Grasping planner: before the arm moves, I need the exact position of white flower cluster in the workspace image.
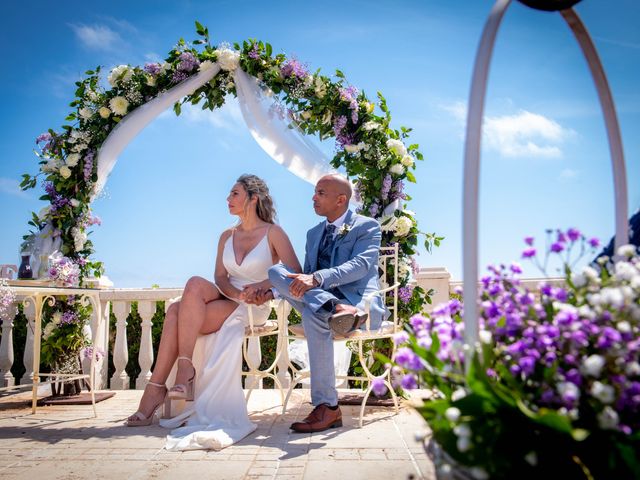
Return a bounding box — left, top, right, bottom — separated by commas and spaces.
109, 96, 129, 116
0, 279, 17, 322
380, 213, 414, 238
71, 227, 87, 252
108, 65, 133, 87
216, 47, 240, 71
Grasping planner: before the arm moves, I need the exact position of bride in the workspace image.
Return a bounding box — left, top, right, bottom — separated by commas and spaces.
125, 174, 301, 450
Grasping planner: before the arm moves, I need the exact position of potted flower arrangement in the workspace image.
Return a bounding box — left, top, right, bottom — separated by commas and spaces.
383, 229, 640, 479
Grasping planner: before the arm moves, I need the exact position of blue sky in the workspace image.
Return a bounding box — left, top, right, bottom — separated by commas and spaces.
1, 0, 639, 287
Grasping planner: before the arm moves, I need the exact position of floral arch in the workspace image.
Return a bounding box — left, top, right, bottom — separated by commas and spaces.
21, 22, 440, 317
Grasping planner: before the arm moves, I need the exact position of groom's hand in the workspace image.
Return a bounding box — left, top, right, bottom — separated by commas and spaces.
286, 273, 318, 298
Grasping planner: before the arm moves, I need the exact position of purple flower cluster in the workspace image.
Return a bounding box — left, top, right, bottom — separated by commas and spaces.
59, 311, 79, 325
248, 44, 260, 60
81, 346, 105, 361
381, 174, 392, 200
339, 85, 359, 124
177, 51, 200, 72
0, 280, 17, 322
48, 256, 80, 287
44, 181, 70, 214
368, 201, 380, 218
332, 115, 354, 147
83, 150, 95, 182
144, 62, 162, 75
171, 70, 189, 84
397, 285, 414, 304
390, 180, 406, 201
36, 132, 55, 154
280, 58, 309, 79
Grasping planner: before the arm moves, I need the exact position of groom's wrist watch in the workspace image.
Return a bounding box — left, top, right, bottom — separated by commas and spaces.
312, 272, 322, 287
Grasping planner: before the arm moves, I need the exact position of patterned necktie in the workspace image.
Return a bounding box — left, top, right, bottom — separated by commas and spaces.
321, 224, 336, 251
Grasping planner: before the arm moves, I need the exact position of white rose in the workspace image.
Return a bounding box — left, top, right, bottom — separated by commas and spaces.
390, 163, 405, 175
581, 354, 605, 377
216, 48, 240, 71
300, 110, 312, 120
344, 144, 363, 154
386, 138, 407, 157
362, 121, 379, 131
59, 166, 72, 179
145, 74, 156, 87
597, 406, 619, 430
85, 89, 99, 102
394, 216, 413, 237
109, 96, 129, 116
43, 323, 55, 340
314, 77, 327, 98
99, 107, 111, 119
590, 381, 615, 404
71, 227, 87, 252
66, 154, 80, 167
79, 107, 93, 120
52, 312, 62, 325
401, 155, 414, 167
70, 199, 80, 208
199, 60, 215, 72
108, 65, 133, 87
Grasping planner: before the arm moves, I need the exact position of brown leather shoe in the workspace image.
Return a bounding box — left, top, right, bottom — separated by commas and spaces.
290, 404, 342, 433
328, 305, 368, 335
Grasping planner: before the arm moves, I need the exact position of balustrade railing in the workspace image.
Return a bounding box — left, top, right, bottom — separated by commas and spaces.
0, 270, 560, 390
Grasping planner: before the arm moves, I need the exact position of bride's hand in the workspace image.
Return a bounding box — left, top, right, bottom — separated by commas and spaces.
241, 285, 260, 303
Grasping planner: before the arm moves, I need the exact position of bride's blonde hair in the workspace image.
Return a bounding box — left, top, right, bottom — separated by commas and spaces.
237, 174, 276, 224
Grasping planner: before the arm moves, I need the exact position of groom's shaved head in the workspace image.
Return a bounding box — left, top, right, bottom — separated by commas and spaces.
313, 174, 352, 221
319, 174, 352, 201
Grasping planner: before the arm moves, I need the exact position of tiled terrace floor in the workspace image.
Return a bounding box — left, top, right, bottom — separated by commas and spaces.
0, 389, 435, 480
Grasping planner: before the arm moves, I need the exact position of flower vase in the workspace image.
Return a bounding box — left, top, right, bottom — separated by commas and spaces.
51, 351, 83, 396
18, 255, 33, 279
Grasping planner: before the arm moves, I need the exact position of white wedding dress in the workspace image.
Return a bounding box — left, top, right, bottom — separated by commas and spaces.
160, 230, 274, 451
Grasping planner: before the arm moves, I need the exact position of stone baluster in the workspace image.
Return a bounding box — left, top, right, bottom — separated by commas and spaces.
245, 337, 262, 389
20, 301, 35, 385
136, 301, 155, 390
110, 301, 130, 390
88, 299, 111, 390
0, 304, 17, 387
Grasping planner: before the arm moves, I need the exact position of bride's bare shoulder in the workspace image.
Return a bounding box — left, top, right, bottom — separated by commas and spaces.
218, 227, 235, 243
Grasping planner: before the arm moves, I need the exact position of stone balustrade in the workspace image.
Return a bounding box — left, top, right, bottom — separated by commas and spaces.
0, 270, 561, 390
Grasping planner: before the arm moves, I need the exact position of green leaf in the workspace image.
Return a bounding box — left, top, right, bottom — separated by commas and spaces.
266, 43, 272, 57
195, 20, 205, 35
173, 102, 182, 116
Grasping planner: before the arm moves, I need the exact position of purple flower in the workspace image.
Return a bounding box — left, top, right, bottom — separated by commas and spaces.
524, 236, 534, 246
368, 202, 380, 218
397, 285, 414, 304
248, 44, 260, 60
401, 373, 418, 390
144, 62, 162, 75
280, 58, 309, 79
177, 51, 199, 72
519, 356, 536, 376
409, 314, 429, 333
588, 237, 601, 248
567, 228, 581, 242
510, 263, 523, 274
381, 174, 392, 200
171, 70, 188, 84
390, 181, 406, 201
36, 132, 52, 144
83, 151, 95, 182
394, 347, 424, 371
522, 247, 536, 258
393, 331, 410, 345
371, 377, 388, 397
550, 242, 565, 253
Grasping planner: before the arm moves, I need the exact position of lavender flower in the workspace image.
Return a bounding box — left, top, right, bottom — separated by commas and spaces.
371, 377, 388, 397
144, 62, 162, 75
381, 174, 392, 200
397, 285, 414, 304
177, 51, 200, 72
171, 70, 189, 84
248, 44, 260, 60
280, 58, 309, 79
368, 202, 380, 218
83, 150, 95, 182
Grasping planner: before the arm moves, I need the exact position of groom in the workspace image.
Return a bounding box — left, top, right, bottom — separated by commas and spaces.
268, 173, 386, 433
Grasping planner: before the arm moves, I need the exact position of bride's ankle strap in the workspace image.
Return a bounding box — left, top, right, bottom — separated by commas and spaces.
147, 380, 165, 388
177, 356, 192, 363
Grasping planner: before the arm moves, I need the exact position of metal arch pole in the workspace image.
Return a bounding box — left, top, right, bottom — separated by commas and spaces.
462, 0, 512, 370
561, 8, 629, 250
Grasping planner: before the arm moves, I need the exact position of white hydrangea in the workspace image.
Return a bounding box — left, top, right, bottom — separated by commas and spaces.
597, 406, 620, 430
79, 107, 93, 120
43, 322, 56, 340
581, 354, 605, 377
401, 154, 414, 167
394, 216, 413, 237
99, 107, 111, 119
314, 76, 327, 98
199, 60, 215, 72
52, 311, 62, 325
109, 96, 129, 116
216, 47, 240, 71
71, 227, 87, 252
362, 121, 380, 131
386, 138, 407, 157
108, 65, 133, 87
590, 381, 615, 404
59, 166, 72, 179
617, 244, 637, 258
66, 154, 80, 167
390, 163, 405, 175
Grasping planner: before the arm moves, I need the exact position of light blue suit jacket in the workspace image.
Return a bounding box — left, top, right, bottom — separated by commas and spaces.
304, 210, 387, 327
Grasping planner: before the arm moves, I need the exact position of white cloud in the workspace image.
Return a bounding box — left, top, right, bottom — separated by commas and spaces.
70, 23, 122, 51
440, 101, 574, 159
0, 177, 30, 199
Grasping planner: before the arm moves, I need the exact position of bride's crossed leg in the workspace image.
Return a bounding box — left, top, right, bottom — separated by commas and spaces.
127, 276, 238, 423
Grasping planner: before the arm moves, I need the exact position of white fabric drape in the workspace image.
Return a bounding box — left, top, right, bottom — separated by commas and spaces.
233, 69, 336, 186
93, 65, 221, 198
